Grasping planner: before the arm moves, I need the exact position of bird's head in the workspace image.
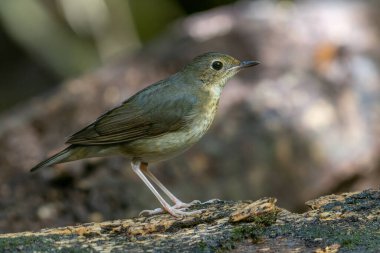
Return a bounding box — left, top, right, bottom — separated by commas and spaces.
181, 52, 260, 87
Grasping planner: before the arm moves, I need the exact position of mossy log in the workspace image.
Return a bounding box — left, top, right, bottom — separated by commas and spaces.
0, 189, 379, 252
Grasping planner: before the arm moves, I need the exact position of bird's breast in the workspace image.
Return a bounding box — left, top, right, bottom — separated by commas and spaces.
121, 89, 221, 163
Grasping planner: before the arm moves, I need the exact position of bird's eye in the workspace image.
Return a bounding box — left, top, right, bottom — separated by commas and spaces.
211, 61, 223, 71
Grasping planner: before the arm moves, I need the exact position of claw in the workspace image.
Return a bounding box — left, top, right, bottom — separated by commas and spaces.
139, 202, 205, 217
139, 208, 164, 217
189, 199, 202, 205
202, 198, 221, 204
164, 207, 203, 217
172, 199, 201, 209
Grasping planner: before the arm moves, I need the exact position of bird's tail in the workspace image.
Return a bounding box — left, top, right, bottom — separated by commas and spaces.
30, 146, 74, 172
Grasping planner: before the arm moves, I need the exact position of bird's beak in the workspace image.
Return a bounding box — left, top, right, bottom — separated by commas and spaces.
239, 60, 260, 69
228, 60, 260, 71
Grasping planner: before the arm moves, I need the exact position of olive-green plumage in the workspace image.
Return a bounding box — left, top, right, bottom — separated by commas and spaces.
31, 52, 259, 171
31, 52, 259, 217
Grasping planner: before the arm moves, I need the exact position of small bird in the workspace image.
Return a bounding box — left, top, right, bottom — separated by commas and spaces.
31, 52, 260, 217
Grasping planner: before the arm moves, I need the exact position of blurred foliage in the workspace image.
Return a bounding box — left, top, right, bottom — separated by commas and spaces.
0, 22, 59, 112
0, 0, 239, 111
177, 0, 237, 14
128, 0, 184, 42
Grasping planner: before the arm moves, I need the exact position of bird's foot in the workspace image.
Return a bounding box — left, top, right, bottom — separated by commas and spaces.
202, 198, 221, 204
172, 199, 201, 209
139, 208, 164, 216
139, 200, 203, 217
165, 206, 203, 217
139, 207, 203, 217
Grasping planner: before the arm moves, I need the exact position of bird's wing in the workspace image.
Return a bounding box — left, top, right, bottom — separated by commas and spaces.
66, 85, 198, 145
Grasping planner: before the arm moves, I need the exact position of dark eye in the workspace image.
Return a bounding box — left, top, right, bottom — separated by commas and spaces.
211, 61, 223, 70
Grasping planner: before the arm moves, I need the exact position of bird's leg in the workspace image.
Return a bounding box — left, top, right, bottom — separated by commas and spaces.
140, 163, 200, 209
131, 160, 201, 217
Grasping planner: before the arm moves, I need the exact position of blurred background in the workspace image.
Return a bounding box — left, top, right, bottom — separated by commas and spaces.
0, 0, 379, 233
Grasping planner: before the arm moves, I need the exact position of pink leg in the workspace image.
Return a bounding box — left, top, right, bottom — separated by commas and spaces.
131, 160, 201, 217
140, 164, 200, 209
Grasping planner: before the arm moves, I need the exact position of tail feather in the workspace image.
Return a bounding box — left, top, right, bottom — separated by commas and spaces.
30, 147, 73, 172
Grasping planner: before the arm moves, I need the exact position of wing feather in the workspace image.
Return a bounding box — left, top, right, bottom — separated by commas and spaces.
66, 84, 198, 145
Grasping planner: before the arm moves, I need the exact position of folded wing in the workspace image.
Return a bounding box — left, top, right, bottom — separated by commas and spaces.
66, 89, 197, 145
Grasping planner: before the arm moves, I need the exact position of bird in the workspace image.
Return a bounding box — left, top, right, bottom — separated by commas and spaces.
31, 52, 260, 217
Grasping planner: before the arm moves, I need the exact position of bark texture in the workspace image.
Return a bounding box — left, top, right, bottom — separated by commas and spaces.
0, 189, 378, 252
